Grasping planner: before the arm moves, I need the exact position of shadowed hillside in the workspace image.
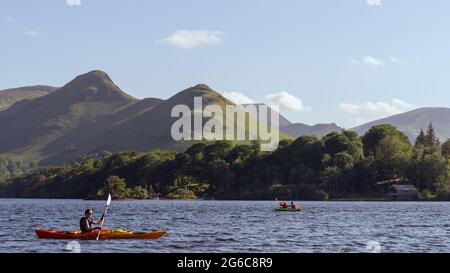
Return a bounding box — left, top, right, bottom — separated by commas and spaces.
44, 84, 289, 163
0, 85, 57, 111
0, 70, 138, 157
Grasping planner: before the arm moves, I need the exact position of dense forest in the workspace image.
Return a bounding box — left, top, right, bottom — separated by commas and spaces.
2, 123, 450, 201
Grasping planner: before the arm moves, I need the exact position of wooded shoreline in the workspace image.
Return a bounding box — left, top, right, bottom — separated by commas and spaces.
2, 123, 450, 202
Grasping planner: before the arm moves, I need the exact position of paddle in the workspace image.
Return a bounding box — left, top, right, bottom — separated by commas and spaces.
96, 194, 112, 241
275, 198, 282, 207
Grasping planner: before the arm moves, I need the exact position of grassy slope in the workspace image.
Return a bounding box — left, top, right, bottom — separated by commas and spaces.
46, 84, 292, 163
1, 76, 292, 169
0, 71, 137, 161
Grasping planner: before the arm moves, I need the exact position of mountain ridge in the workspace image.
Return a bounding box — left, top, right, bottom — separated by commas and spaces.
0, 70, 137, 156
351, 107, 450, 141
0, 85, 58, 111
3, 70, 450, 168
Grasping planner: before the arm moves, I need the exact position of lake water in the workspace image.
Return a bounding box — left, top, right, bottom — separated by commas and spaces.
0, 199, 449, 253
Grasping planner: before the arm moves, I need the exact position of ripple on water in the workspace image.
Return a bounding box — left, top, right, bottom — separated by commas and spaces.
1, 199, 450, 252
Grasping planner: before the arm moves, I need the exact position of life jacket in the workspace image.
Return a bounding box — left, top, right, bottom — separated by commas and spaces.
282, 203, 289, 208
291, 203, 297, 209
80, 217, 94, 233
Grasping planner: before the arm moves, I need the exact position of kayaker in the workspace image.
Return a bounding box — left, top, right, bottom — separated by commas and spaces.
80, 209, 104, 233
277, 200, 289, 209
290, 201, 297, 209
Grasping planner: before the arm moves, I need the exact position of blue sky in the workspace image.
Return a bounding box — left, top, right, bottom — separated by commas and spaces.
2, 0, 450, 128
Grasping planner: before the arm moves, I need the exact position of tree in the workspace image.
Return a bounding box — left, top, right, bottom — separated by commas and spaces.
166, 188, 197, 199
323, 132, 348, 156
362, 124, 410, 157
352, 157, 378, 194
375, 135, 413, 181
408, 139, 444, 192
334, 152, 355, 170
9, 129, 450, 200
320, 166, 340, 196
103, 175, 127, 199
288, 135, 325, 171
127, 186, 149, 199
414, 124, 441, 161
323, 131, 363, 162
435, 159, 450, 200
406, 124, 444, 192
415, 129, 426, 148
442, 139, 450, 159
425, 122, 440, 147
343, 131, 364, 161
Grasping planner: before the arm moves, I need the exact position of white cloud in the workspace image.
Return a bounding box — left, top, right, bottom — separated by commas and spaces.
66, 0, 81, 6
161, 30, 225, 49
362, 56, 384, 66
367, 0, 382, 6
392, 98, 414, 109
352, 56, 416, 65
339, 103, 361, 114
340, 99, 415, 122
266, 91, 310, 112
24, 30, 43, 37
222, 92, 255, 104
351, 56, 384, 66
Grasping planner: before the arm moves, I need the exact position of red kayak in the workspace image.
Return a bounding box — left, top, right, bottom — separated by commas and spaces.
35, 229, 167, 240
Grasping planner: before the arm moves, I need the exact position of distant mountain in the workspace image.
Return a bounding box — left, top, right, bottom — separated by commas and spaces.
0, 71, 291, 165
281, 122, 343, 138
8, 70, 449, 169
41, 96, 163, 163
241, 103, 292, 127
0, 85, 57, 111
351, 107, 450, 142
0, 70, 347, 166
65, 84, 232, 155
44, 84, 286, 163
0, 70, 138, 157
243, 103, 343, 138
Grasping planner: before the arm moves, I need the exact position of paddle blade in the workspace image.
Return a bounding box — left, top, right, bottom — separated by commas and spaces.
106, 194, 112, 206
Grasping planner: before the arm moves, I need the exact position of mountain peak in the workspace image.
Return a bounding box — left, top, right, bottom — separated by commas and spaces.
171, 84, 217, 100
71, 70, 113, 85
192, 83, 212, 91
63, 70, 115, 92
55, 70, 137, 103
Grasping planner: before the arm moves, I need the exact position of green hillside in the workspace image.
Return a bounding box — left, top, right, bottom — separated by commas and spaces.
0, 72, 290, 176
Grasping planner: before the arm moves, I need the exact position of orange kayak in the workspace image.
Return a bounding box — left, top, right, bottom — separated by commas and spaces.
35, 229, 167, 240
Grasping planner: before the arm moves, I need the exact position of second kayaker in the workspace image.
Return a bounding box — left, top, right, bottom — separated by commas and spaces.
290, 201, 298, 209
80, 209, 104, 233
